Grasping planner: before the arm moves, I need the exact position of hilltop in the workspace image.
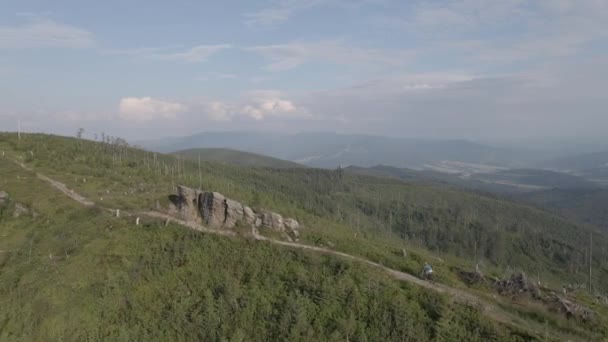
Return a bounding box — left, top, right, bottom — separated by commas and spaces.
1, 132, 608, 341
137, 131, 537, 169
173, 147, 305, 169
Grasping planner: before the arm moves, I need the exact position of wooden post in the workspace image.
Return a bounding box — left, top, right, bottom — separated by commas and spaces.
198, 154, 202, 189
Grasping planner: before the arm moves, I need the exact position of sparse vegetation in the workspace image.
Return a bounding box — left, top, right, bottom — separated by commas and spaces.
174, 147, 306, 169
1, 132, 608, 341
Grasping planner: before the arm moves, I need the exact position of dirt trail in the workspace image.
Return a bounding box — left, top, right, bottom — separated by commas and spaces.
8, 157, 94, 206
4, 156, 558, 338
35, 173, 95, 207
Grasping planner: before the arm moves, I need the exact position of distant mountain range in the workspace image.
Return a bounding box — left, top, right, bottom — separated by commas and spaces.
137, 131, 540, 169
540, 150, 608, 171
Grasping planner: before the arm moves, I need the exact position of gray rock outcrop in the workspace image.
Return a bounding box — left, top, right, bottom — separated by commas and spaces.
0, 191, 8, 206
176, 185, 202, 224
13, 203, 29, 218
169, 185, 300, 238
548, 295, 594, 321
494, 272, 540, 298
243, 206, 256, 225
200, 191, 227, 226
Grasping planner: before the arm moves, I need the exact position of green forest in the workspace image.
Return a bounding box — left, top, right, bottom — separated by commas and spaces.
1, 133, 607, 341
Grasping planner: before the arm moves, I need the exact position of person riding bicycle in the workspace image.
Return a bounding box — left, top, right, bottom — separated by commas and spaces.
423, 262, 433, 280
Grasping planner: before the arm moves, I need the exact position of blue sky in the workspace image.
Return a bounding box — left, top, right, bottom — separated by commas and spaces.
1, 0, 607, 141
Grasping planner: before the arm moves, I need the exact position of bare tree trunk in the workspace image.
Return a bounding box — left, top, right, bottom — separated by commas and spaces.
589, 232, 593, 292
198, 155, 202, 189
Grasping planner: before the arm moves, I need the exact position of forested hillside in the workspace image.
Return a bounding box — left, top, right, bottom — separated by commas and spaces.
138, 131, 536, 168
2, 156, 517, 340
173, 147, 305, 169
516, 188, 608, 233
1, 133, 608, 341
3, 133, 607, 290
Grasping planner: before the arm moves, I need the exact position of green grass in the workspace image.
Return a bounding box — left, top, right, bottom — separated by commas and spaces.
2, 132, 608, 340
4, 133, 608, 290
0, 155, 531, 341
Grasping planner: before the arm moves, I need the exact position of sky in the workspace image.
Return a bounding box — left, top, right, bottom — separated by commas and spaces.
1, 0, 607, 142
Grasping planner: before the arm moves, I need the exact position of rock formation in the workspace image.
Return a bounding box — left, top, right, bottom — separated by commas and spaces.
169, 185, 300, 239
13, 203, 29, 218
547, 294, 595, 321
0, 191, 8, 206
494, 272, 540, 299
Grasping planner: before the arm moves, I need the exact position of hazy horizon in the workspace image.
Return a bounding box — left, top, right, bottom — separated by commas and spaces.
2, 1, 607, 143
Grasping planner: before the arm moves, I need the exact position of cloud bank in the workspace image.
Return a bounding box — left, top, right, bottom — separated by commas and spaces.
0, 18, 94, 49
118, 97, 187, 121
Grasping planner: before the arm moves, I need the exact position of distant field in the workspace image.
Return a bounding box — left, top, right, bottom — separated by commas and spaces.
541, 150, 608, 171
470, 168, 600, 190
173, 148, 305, 169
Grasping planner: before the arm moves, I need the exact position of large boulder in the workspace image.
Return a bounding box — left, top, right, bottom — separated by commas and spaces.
223, 199, 244, 228
200, 191, 226, 227
13, 203, 29, 218
284, 218, 299, 231
243, 206, 256, 225
169, 186, 302, 238
283, 217, 300, 241
260, 212, 284, 231
176, 185, 202, 223
0, 191, 8, 206
547, 295, 595, 321
494, 272, 540, 299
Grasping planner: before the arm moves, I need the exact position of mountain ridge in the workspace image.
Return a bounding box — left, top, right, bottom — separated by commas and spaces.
173, 147, 305, 169
137, 131, 539, 169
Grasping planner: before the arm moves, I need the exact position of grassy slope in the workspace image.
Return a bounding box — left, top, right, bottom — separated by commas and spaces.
173, 148, 305, 169
1, 133, 608, 340
4, 134, 608, 287
0, 137, 535, 341
4, 159, 502, 341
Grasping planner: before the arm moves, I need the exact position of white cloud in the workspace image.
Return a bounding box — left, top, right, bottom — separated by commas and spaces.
241, 95, 297, 120
0, 18, 94, 49
109, 44, 231, 63
201, 90, 305, 121
405, 0, 529, 35
118, 97, 186, 121
377, 0, 608, 66
152, 44, 231, 63
195, 73, 237, 81
295, 58, 608, 140
245, 0, 388, 27
247, 41, 412, 71
245, 0, 333, 27
206, 101, 233, 121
